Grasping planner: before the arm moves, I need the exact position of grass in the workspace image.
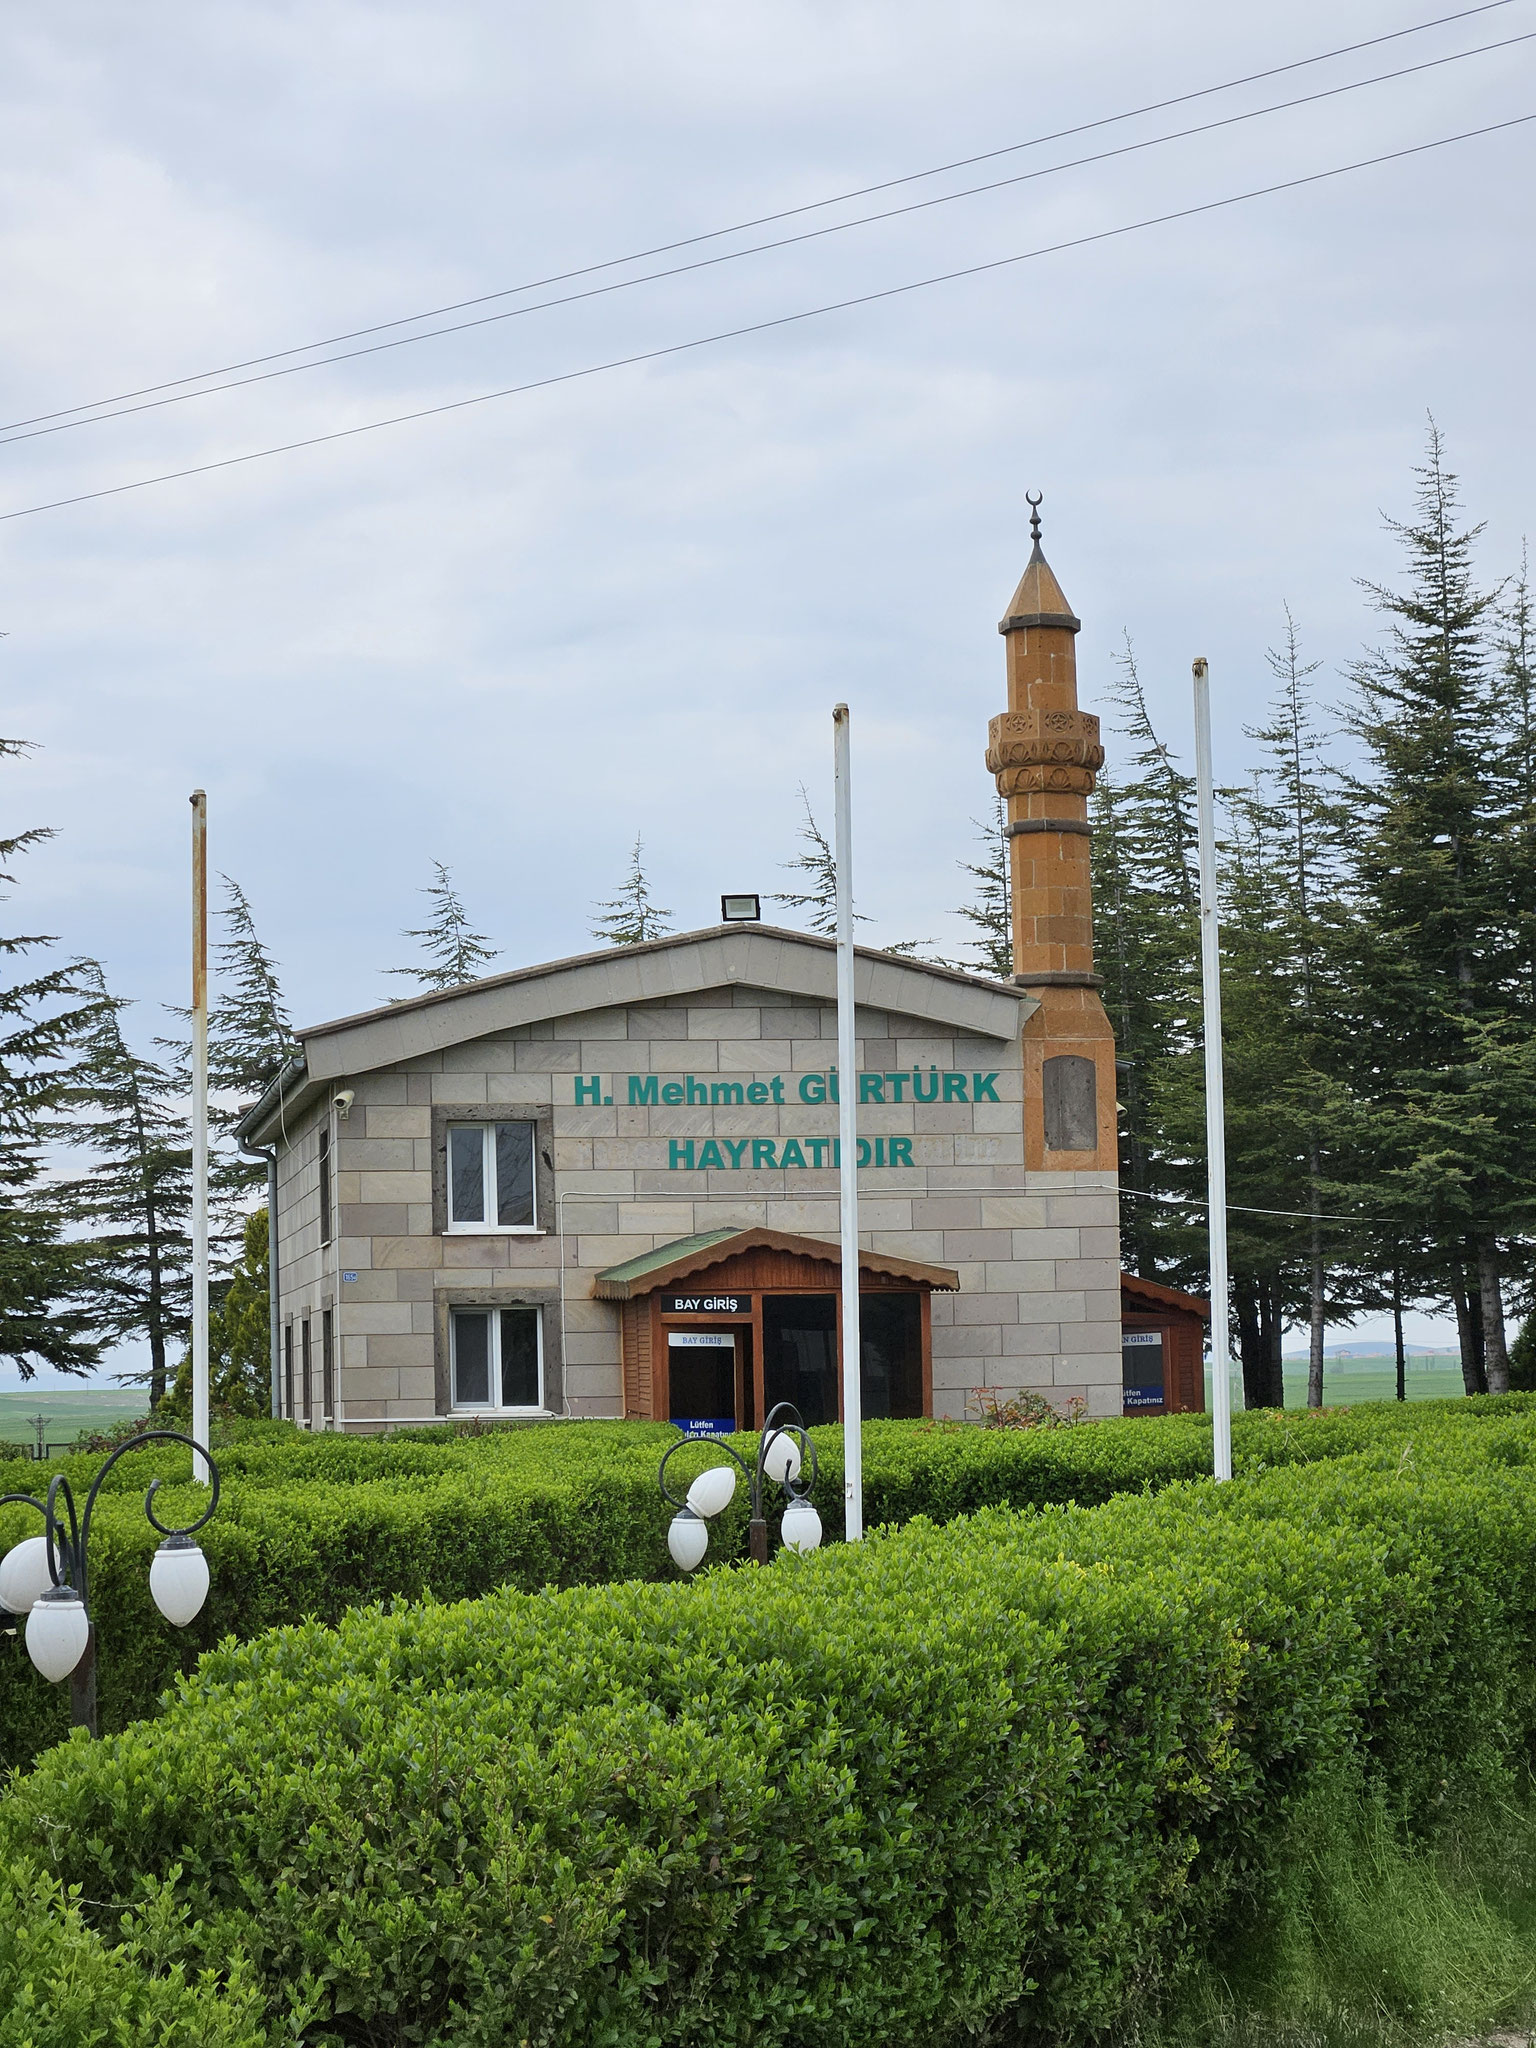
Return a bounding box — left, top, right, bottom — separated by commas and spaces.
0, 1386, 147, 1459
1279, 1363, 1469, 1406
1199, 1363, 1470, 1409
1150, 1780, 1536, 2048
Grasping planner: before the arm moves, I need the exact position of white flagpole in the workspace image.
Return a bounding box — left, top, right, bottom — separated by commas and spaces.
190, 790, 211, 1483
833, 704, 863, 1540
1192, 661, 1234, 1480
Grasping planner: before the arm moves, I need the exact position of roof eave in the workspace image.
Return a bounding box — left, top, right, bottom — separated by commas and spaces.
593, 1225, 960, 1299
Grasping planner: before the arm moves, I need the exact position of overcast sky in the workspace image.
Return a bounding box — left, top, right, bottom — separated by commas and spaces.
3, 0, 1532, 1378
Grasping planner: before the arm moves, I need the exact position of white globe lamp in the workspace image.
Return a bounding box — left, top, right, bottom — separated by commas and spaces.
685, 1465, 738, 1520
25, 1584, 89, 1682
149, 1534, 210, 1627
0, 1535, 56, 1617
667, 1508, 710, 1573
780, 1496, 823, 1555
761, 1432, 802, 1485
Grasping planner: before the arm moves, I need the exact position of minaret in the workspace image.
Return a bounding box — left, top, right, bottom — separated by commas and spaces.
985, 495, 1118, 1171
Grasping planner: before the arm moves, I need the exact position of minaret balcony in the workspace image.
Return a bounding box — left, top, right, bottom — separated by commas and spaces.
985, 708, 1105, 785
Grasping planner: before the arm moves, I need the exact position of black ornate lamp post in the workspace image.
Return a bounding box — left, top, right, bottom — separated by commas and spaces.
658, 1403, 821, 1570
0, 1431, 220, 1737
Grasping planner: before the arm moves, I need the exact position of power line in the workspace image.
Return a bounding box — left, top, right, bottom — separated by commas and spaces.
0, 0, 1516, 438
1120, 1188, 1396, 1225
4, 27, 1528, 452
4, 108, 1531, 527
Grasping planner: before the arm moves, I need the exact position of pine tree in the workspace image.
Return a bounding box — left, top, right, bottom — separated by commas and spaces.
389, 862, 501, 990
56, 961, 191, 1406
0, 737, 99, 1379
211, 878, 295, 1102
210, 877, 297, 1201
160, 875, 296, 1237
160, 1207, 270, 1421
1242, 610, 1362, 1406
771, 786, 866, 937
1090, 643, 1202, 1288
1342, 422, 1515, 1392
953, 799, 1013, 979
590, 836, 673, 946
1491, 542, 1536, 1009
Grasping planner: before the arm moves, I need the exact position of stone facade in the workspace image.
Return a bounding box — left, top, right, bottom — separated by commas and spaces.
252, 930, 1122, 1428
245, 510, 1130, 1432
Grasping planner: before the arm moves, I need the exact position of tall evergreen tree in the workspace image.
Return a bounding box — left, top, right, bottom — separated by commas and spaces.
161, 1207, 270, 1421
56, 962, 191, 1406
1090, 642, 1201, 1288
389, 862, 501, 990
771, 786, 865, 937
1240, 610, 1364, 1405
210, 877, 297, 1200
953, 800, 1013, 979
1491, 542, 1536, 1010
0, 737, 99, 1379
211, 878, 295, 1101
590, 836, 673, 946
1342, 422, 1517, 1392
161, 875, 296, 1236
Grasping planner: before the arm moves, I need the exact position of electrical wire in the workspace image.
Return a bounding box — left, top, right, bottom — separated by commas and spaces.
1120, 1188, 1397, 1225
3, 108, 1531, 526
4, 26, 1529, 452
0, 0, 1517, 437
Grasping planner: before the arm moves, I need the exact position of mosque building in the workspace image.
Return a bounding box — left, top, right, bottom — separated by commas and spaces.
239, 511, 1204, 1431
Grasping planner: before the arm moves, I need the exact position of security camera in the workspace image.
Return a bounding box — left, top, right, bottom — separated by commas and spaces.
333, 1089, 356, 1120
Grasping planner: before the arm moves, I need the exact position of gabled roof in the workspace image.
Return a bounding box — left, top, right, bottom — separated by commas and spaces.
592, 1226, 961, 1299
239, 924, 1034, 1144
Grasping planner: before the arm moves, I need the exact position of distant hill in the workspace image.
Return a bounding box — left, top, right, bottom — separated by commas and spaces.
1280, 1341, 1457, 1362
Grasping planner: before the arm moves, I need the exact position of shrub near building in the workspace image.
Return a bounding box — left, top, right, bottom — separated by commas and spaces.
4, 1398, 1535, 1770
2, 1411, 1536, 2045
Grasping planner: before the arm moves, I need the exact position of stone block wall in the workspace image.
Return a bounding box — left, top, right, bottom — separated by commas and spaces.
274, 981, 1122, 1427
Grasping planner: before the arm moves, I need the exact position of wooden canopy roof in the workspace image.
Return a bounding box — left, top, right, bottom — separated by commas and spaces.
1121, 1272, 1210, 1319
592, 1226, 960, 1301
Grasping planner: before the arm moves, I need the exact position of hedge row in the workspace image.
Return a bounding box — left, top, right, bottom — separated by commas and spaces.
5, 1398, 1536, 1771
4, 1408, 1535, 2046
0, 1860, 265, 2048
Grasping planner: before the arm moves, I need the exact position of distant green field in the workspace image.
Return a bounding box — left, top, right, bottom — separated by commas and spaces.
1202, 1357, 1471, 1407
1279, 1362, 1468, 1405
0, 1387, 147, 1458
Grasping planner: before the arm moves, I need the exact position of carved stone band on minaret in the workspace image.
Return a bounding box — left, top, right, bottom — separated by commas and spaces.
985, 709, 1105, 800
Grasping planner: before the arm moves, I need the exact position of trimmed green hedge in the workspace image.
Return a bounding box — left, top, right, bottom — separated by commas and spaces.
3, 1410, 1536, 2045
5, 1399, 1536, 1772
0, 1859, 264, 2047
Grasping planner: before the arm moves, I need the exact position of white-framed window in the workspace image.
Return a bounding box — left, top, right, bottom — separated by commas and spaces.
446, 1120, 537, 1232
450, 1305, 544, 1412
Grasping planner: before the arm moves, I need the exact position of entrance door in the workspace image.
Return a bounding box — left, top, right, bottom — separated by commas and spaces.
667, 1330, 739, 1436
1121, 1328, 1167, 1412
860, 1293, 924, 1419
763, 1295, 839, 1426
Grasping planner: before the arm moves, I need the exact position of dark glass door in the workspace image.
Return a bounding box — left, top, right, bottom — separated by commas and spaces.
859, 1293, 923, 1418
668, 1331, 738, 1435
763, 1294, 839, 1425
1122, 1329, 1166, 1411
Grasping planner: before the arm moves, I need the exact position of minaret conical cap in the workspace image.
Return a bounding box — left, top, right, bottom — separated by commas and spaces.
998, 494, 1081, 635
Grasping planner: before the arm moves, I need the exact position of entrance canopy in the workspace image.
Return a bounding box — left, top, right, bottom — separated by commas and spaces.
594, 1228, 959, 1432
592, 1226, 959, 1300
